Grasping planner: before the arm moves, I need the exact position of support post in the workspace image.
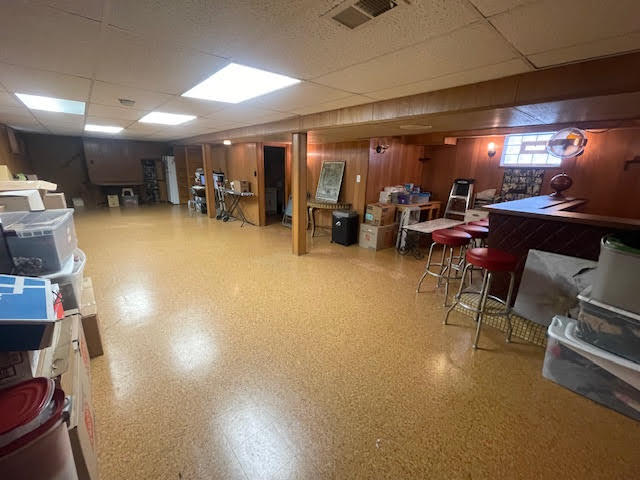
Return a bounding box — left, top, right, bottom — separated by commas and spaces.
201, 144, 216, 218
292, 132, 307, 255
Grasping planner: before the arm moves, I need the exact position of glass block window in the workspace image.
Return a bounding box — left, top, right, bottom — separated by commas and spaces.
500, 132, 561, 167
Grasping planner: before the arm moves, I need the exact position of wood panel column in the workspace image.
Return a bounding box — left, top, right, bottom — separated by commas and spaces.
291, 132, 307, 255
202, 144, 216, 218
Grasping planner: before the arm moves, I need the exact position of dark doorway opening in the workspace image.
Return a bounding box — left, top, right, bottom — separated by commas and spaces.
263, 146, 286, 225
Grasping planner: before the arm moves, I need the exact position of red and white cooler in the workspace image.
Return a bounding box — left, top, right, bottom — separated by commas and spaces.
0, 378, 77, 479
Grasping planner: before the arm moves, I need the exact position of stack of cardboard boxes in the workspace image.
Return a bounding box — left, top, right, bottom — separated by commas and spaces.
359, 203, 398, 250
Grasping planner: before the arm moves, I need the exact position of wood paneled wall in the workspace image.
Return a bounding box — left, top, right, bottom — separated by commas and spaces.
422, 127, 640, 218
185, 146, 203, 188
366, 137, 425, 203
306, 140, 369, 225
0, 125, 32, 175
23, 133, 102, 206
83, 138, 169, 185
225, 143, 262, 225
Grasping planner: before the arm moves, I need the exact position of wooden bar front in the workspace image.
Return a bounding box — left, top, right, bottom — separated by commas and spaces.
484, 196, 640, 299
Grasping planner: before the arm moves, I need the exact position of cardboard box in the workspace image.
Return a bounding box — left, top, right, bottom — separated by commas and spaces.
0, 165, 13, 181
231, 180, 250, 193
359, 223, 398, 250
107, 195, 119, 207
44, 192, 67, 209
80, 278, 103, 358
60, 316, 98, 480
0, 351, 38, 388
0, 189, 45, 211
365, 203, 396, 226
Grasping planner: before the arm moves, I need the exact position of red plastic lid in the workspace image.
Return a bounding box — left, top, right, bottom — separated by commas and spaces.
0, 378, 54, 436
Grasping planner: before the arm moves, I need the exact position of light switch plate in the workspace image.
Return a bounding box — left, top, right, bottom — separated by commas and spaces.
356, 175, 361, 183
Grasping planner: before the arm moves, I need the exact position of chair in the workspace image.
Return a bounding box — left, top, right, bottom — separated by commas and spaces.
444, 247, 517, 349
416, 228, 472, 306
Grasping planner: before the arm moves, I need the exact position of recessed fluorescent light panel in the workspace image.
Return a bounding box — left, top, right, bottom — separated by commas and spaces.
138, 112, 196, 125
182, 63, 300, 103
85, 124, 123, 134
15, 93, 85, 115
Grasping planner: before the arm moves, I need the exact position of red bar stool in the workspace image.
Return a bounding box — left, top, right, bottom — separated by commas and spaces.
470, 218, 489, 228
454, 224, 488, 247
416, 228, 472, 306
444, 247, 517, 349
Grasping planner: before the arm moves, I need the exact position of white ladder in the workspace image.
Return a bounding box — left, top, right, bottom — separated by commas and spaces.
443, 179, 475, 219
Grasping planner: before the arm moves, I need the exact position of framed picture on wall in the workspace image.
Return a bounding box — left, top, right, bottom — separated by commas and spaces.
315, 161, 345, 203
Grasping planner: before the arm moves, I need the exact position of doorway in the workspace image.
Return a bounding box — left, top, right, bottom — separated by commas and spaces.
263, 146, 286, 225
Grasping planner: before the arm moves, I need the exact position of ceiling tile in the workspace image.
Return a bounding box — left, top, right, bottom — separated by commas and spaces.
292, 95, 374, 115
230, 0, 482, 79
0, 104, 34, 117
155, 97, 227, 117
85, 116, 132, 128
87, 103, 146, 121
33, 111, 85, 128
0, 2, 99, 77
90, 81, 171, 111
0, 62, 91, 101
108, 1, 480, 80
208, 106, 294, 125
367, 58, 531, 100
47, 0, 105, 21
95, 27, 228, 94
528, 32, 640, 67
314, 23, 517, 94
469, 0, 534, 16
491, 0, 640, 55
0, 90, 21, 108
121, 123, 162, 135
248, 82, 353, 112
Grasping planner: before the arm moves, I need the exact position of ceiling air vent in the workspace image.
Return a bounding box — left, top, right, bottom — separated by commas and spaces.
332, 0, 397, 29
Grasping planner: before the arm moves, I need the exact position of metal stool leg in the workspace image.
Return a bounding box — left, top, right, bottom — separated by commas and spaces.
505, 271, 516, 343
416, 242, 436, 293
444, 262, 472, 325
473, 272, 493, 349
436, 244, 447, 288
443, 246, 454, 306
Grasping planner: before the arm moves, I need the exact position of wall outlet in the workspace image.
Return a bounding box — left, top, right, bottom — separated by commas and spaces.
356, 174, 361, 183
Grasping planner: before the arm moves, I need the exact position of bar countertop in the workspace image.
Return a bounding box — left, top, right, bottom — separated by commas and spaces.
483, 196, 640, 230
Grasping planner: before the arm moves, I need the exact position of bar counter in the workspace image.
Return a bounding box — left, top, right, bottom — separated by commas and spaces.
482, 196, 640, 298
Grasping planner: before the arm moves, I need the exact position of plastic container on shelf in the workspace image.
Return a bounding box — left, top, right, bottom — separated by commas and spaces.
0, 378, 78, 480
591, 233, 640, 314
42, 249, 86, 312
543, 316, 640, 421
576, 286, 640, 364
0, 209, 77, 275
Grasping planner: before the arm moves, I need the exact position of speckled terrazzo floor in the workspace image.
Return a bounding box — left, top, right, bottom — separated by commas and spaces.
76, 205, 640, 480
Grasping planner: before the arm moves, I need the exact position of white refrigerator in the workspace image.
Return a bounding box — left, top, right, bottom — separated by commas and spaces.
163, 155, 180, 205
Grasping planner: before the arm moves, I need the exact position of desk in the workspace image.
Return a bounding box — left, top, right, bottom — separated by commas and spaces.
223, 189, 255, 227
395, 201, 442, 221
404, 218, 464, 234
307, 200, 351, 237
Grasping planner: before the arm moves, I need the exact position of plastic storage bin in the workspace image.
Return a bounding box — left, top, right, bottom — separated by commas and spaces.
0, 209, 76, 275
591, 233, 640, 313
576, 287, 640, 364
543, 316, 640, 421
42, 249, 86, 312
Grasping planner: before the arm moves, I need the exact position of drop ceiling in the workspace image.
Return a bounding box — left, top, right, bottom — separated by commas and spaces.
0, 0, 638, 141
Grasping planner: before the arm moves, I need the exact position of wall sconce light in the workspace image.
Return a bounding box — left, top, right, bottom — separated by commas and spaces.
223, 140, 231, 146
487, 142, 496, 158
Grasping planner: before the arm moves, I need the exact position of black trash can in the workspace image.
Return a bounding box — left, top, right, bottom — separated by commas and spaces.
332, 210, 359, 246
